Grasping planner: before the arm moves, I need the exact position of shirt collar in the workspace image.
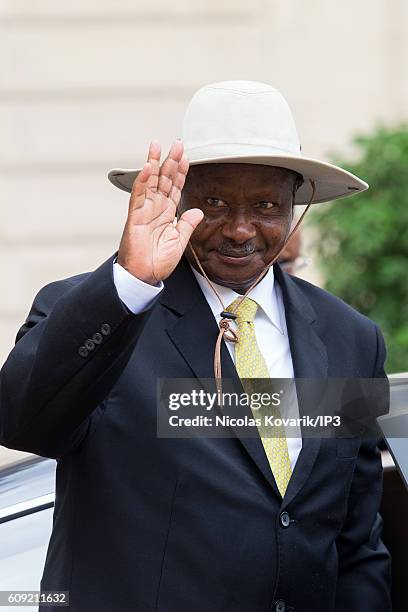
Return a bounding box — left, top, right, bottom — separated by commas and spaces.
190, 264, 284, 335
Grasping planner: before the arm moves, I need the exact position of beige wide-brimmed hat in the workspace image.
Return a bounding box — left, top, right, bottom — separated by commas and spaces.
108, 80, 368, 205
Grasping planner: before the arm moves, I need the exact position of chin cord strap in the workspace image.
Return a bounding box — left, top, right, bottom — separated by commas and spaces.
186, 179, 316, 405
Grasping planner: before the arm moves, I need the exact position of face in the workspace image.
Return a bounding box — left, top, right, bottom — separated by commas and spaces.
180, 163, 301, 293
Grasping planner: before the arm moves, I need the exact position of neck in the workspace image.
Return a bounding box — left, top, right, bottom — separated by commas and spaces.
192, 265, 269, 295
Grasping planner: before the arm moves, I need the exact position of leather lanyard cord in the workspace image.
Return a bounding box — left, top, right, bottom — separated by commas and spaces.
186, 179, 317, 405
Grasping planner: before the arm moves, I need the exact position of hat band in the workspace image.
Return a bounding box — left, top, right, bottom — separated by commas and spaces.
184, 141, 300, 161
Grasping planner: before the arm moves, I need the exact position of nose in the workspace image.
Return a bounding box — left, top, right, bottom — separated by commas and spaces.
221, 209, 257, 244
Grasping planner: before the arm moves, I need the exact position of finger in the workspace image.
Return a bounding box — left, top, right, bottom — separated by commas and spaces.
178, 154, 189, 177
157, 140, 184, 196
128, 162, 153, 212
146, 141, 162, 192
176, 208, 204, 250
172, 155, 189, 193
168, 156, 189, 210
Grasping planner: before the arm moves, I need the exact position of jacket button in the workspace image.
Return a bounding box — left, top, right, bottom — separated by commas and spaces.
280, 511, 291, 528
78, 346, 88, 358
84, 339, 95, 351
101, 323, 111, 336
92, 332, 103, 345
275, 600, 286, 612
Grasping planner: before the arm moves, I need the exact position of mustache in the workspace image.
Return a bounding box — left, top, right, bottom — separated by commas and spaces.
217, 242, 256, 256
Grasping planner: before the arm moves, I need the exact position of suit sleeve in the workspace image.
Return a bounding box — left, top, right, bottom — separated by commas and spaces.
334, 324, 392, 611
0, 253, 159, 458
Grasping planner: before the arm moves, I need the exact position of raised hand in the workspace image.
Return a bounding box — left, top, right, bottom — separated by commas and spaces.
117, 140, 203, 285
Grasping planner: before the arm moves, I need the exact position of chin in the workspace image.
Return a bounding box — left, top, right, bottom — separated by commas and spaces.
207, 265, 261, 290
189, 252, 265, 289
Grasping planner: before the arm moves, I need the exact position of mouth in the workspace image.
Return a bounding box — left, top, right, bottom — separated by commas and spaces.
214, 251, 257, 266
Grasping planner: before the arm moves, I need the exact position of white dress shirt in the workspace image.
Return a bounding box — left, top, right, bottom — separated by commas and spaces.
113, 261, 302, 470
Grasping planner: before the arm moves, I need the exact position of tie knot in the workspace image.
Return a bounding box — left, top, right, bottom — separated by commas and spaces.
226, 297, 259, 323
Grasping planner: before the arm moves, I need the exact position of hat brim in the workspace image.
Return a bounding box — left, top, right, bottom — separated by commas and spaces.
108, 154, 368, 205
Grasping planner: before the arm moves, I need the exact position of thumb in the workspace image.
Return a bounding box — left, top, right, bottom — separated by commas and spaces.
176, 208, 204, 250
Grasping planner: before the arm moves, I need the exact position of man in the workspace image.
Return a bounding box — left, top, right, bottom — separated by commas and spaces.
0, 81, 391, 611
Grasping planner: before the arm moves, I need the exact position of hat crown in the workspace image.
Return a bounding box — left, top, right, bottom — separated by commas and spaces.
181, 80, 301, 161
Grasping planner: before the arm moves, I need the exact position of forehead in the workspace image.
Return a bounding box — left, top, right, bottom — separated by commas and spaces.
185, 163, 296, 194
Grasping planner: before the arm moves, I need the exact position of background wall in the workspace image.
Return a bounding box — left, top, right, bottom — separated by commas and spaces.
1, 0, 408, 367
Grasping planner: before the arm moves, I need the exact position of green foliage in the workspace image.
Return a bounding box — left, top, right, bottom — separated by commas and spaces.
307, 126, 408, 373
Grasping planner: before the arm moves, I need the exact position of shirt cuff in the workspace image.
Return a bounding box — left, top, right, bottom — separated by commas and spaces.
112, 261, 163, 314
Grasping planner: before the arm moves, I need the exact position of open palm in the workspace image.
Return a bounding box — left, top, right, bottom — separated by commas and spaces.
117, 140, 203, 285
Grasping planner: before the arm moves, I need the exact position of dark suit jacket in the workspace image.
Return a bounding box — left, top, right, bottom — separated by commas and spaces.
0, 253, 391, 612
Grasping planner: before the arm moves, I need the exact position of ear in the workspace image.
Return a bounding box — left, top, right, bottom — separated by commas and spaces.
293, 174, 304, 196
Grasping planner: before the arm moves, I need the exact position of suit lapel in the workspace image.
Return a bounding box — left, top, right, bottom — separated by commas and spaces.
161, 257, 235, 383
274, 264, 326, 507
160, 259, 327, 503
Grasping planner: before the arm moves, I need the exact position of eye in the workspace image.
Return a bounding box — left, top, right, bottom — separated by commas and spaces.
253, 201, 278, 210
206, 197, 228, 208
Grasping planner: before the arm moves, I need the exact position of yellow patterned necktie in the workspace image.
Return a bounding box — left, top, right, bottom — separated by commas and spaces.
226, 297, 292, 497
